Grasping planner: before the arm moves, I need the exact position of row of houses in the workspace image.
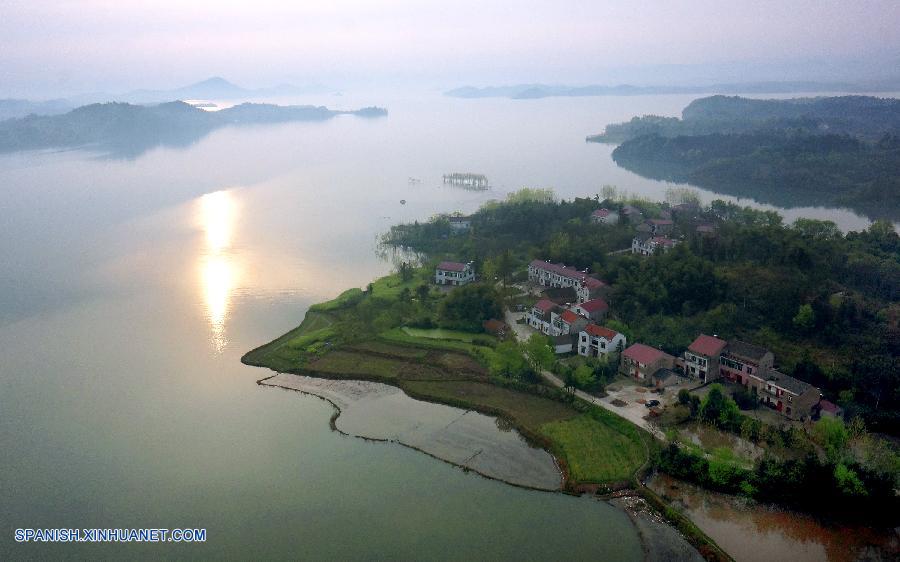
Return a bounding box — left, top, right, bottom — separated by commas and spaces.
682, 334, 821, 420
526, 298, 626, 357
527, 260, 608, 303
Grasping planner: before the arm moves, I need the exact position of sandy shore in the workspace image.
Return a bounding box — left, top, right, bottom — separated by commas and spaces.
259, 372, 563, 491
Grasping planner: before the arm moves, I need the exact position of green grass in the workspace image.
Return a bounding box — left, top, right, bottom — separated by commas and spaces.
378, 328, 492, 355
541, 414, 647, 483
400, 380, 578, 429
347, 340, 429, 360
368, 271, 429, 299
401, 327, 481, 341
242, 310, 336, 372
309, 288, 365, 312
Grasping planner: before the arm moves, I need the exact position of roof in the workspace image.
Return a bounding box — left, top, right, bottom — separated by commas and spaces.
582, 277, 607, 290
578, 298, 609, 313
621, 205, 642, 215
819, 399, 843, 414
648, 219, 673, 226
483, 319, 509, 333
650, 236, 677, 247
591, 208, 611, 217
559, 310, 580, 324
623, 343, 669, 365
765, 370, 818, 396
533, 299, 557, 313
688, 334, 727, 357
696, 224, 716, 233
584, 324, 618, 340
726, 340, 771, 362
551, 334, 574, 345
437, 261, 467, 272
528, 260, 592, 282
448, 215, 471, 222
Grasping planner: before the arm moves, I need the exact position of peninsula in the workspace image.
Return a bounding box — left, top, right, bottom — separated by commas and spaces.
587, 95, 900, 220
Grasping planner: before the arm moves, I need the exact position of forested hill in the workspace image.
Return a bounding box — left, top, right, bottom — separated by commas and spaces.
586, 96, 900, 220
588, 95, 900, 143
0, 101, 387, 156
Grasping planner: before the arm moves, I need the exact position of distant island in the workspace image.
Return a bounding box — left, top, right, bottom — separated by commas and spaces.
445, 80, 900, 100
0, 100, 387, 157
587, 95, 900, 220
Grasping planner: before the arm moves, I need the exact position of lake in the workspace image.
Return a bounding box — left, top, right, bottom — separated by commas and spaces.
0, 91, 885, 559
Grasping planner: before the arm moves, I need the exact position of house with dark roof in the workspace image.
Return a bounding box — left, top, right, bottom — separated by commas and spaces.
720, 340, 774, 381
578, 324, 626, 358
620, 205, 644, 223
576, 277, 608, 303
591, 208, 619, 225
684, 334, 728, 383
632, 235, 678, 256
652, 368, 683, 388
816, 399, 844, 420
448, 215, 472, 231
435, 261, 475, 286
621, 344, 675, 381
551, 334, 575, 354
572, 298, 609, 322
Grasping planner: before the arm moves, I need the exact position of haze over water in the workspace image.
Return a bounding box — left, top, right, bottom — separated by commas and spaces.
0, 92, 888, 558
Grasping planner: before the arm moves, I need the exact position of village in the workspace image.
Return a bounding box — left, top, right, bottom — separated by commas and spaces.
432, 203, 841, 434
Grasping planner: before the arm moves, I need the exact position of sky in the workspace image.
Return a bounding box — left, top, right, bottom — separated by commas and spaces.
1, 0, 899, 97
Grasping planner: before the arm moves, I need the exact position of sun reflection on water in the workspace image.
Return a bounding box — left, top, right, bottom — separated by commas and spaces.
198, 190, 238, 353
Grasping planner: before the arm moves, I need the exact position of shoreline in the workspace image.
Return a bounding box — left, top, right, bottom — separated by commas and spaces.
256, 372, 564, 492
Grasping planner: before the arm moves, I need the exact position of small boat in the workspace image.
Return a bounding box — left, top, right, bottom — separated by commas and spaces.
400, 199, 406, 205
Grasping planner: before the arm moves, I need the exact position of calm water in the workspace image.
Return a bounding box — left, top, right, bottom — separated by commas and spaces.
0, 92, 883, 559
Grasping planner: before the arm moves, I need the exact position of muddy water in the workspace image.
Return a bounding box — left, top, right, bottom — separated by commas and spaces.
259, 373, 563, 490
649, 474, 899, 562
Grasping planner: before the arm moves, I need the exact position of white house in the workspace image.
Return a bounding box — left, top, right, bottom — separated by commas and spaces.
591, 208, 619, 225
550, 309, 589, 337
632, 235, 678, 256
527, 299, 558, 334
528, 260, 608, 304
448, 216, 472, 232
578, 324, 627, 358
435, 261, 475, 286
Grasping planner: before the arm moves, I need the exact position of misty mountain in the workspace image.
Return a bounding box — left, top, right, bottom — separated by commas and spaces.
445, 80, 896, 100
0, 100, 386, 157
0, 98, 72, 121
62, 77, 332, 106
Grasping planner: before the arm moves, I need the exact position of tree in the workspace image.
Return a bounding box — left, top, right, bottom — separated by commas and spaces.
813, 417, 850, 464
699, 384, 740, 427
523, 333, 554, 373
415, 283, 431, 302
438, 284, 502, 331
792, 304, 816, 333
572, 364, 596, 389
398, 261, 414, 282
490, 341, 528, 378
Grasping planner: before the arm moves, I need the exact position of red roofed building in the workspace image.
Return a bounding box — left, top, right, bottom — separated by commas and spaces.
578, 324, 627, 358
621, 344, 675, 381
435, 261, 475, 286
646, 218, 674, 235
591, 208, 619, 225
551, 308, 589, 336
572, 298, 609, 322
684, 334, 727, 383
527, 299, 560, 334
